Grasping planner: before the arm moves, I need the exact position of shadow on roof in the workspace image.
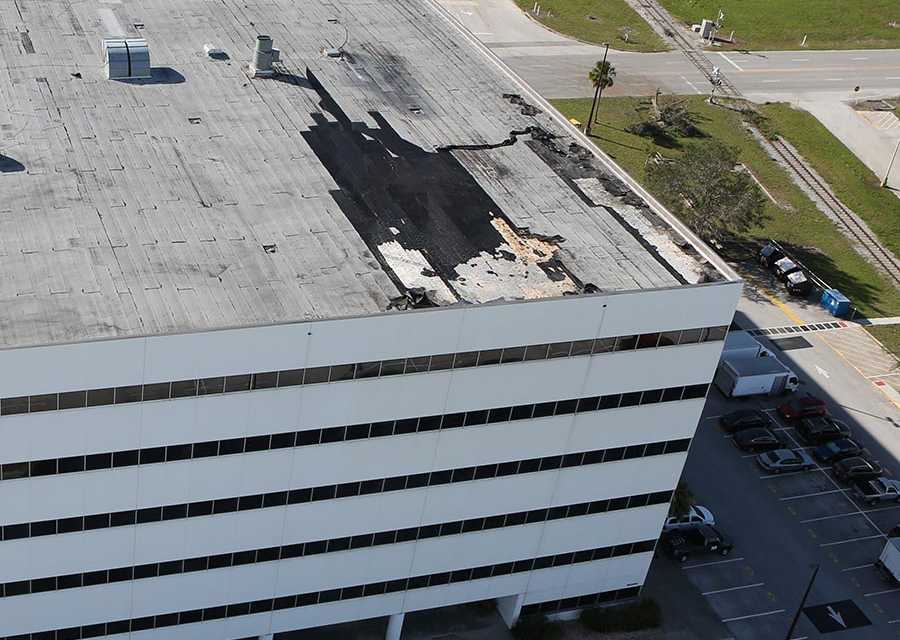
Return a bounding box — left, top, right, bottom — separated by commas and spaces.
0, 155, 25, 173
117, 67, 185, 85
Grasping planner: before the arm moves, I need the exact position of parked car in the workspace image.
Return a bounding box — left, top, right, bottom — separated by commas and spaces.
774, 257, 801, 281
778, 395, 828, 420
813, 438, 864, 463
786, 271, 812, 296
663, 505, 716, 532
757, 448, 815, 474
797, 416, 852, 445
662, 525, 734, 563
833, 456, 883, 482
734, 427, 783, 452
759, 243, 784, 268
720, 409, 771, 433
854, 478, 900, 505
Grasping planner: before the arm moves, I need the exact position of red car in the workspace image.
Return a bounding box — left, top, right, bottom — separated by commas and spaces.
778, 395, 827, 420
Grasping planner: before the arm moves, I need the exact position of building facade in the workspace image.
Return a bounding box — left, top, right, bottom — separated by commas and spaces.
0, 0, 741, 637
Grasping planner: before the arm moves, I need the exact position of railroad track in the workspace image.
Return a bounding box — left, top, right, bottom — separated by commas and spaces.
768, 137, 900, 287
636, 0, 741, 98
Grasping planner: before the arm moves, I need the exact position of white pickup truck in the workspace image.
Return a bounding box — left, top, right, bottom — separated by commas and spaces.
853, 478, 900, 505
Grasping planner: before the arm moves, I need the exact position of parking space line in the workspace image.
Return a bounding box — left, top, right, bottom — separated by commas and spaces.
682, 557, 745, 569
702, 582, 765, 596
800, 511, 860, 523
864, 587, 900, 597
777, 422, 889, 538
889, 618, 900, 624
779, 488, 844, 501
721, 609, 785, 623
841, 563, 874, 572
820, 534, 884, 547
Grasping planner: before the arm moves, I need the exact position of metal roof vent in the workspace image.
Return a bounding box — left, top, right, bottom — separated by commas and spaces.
103, 38, 151, 80
249, 35, 280, 77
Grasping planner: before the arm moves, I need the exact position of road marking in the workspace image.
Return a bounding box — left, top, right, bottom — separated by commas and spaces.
815, 365, 830, 379
759, 289, 804, 324
703, 414, 723, 420
819, 534, 884, 547
681, 75, 702, 95
791, 58, 809, 62
851, 57, 869, 61
722, 609, 785, 623
826, 605, 847, 629
886, 76, 900, 80
703, 582, 765, 596
760, 79, 782, 84
842, 563, 875, 572
682, 557, 745, 569
825, 78, 845, 81
864, 587, 900, 597
779, 488, 844, 501
800, 511, 861, 523
718, 52, 744, 71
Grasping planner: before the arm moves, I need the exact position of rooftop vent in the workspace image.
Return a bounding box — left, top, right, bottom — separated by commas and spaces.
102, 38, 150, 80
249, 35, 280, 77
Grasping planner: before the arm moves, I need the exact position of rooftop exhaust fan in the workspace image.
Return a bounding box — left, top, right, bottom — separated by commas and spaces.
102, 38, 151, 80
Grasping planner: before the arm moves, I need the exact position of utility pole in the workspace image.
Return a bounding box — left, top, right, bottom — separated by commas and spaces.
585, 42, 609, 135
882, 137, 900, 188
783, 564, 819, 640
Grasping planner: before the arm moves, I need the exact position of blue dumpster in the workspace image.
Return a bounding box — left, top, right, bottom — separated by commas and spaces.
820, 289, 851, 317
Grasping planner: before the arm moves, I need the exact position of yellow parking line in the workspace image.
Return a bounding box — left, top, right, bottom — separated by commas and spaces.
760, 288, 804, 325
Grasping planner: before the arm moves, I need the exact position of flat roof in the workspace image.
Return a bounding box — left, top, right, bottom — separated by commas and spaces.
0, 0, 733, 349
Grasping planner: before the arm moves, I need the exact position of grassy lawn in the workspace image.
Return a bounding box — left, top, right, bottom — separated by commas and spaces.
759, 103, 900, 260
512, 0, 668, 52
660, 1, 900, 50
866, 325, 900, 361
550, 96, 900, 318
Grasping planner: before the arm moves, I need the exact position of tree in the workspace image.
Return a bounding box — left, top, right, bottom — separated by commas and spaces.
588, 60, 616, 92
669, 480, 694, 518
647, 141, 766, 244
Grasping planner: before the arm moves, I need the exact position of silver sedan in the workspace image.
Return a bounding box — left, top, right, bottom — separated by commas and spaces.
757, 448, 815, 473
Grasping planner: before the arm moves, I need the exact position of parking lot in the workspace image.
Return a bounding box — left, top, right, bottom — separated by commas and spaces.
660, 320, 900, 640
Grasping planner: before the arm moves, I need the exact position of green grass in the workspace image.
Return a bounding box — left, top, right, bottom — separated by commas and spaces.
512, 0, 668, 52
866, 325, 900, 361
660, 1, 900, 50
759, 103, 900, 261
550, 96, 900, 318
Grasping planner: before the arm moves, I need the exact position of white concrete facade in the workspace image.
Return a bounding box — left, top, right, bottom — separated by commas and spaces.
0, 282, 741, 639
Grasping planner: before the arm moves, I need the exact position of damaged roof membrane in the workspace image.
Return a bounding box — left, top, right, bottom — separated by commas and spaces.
0, 0, 733, 348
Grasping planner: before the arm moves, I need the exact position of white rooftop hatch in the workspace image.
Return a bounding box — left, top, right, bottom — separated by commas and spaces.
102, 38, 151, 79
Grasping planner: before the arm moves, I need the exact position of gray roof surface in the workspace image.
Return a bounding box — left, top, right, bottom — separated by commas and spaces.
0, 0, 725, 348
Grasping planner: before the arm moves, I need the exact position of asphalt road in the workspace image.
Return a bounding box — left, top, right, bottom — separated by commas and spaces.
437, 0, 900, 101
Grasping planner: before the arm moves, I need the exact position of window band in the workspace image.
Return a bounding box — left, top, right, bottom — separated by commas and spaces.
0, 326, 727, 418
0, 384, 709, 483
1, 539, 657, 640
0, 439, 690, 542
0, 490, 672, 599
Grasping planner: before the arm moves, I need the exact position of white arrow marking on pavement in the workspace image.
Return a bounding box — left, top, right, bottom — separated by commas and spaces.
815, 365, 830, 379
827, 605, 847, 628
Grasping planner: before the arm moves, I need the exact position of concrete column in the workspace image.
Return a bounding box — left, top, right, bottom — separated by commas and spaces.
385, 612, 405, 640
496, 593, 525, 628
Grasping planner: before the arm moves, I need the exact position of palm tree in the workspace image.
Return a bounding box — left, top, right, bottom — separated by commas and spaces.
589, 60, 616, 92
586, 59, 616, 128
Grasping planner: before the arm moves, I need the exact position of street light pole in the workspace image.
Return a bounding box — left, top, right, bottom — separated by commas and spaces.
881, 137, 900, 188
585, 42, 609, 135
594, 42, 610, 125
783, 564, 819, 640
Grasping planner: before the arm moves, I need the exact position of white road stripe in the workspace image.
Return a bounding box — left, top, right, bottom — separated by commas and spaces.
791, 58, 809, 62
703, 582, 764, 596
841, 563, 874, 572
852, 57, 869, 61
864, 587, 900, 597
722, 609, 785, 623
820, 534, 884, 547
718, 52, 744, 71
800, 511, 860, 523
682, 557, 745, 569
779, 488, 844, 501
761, 79, 781, 84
